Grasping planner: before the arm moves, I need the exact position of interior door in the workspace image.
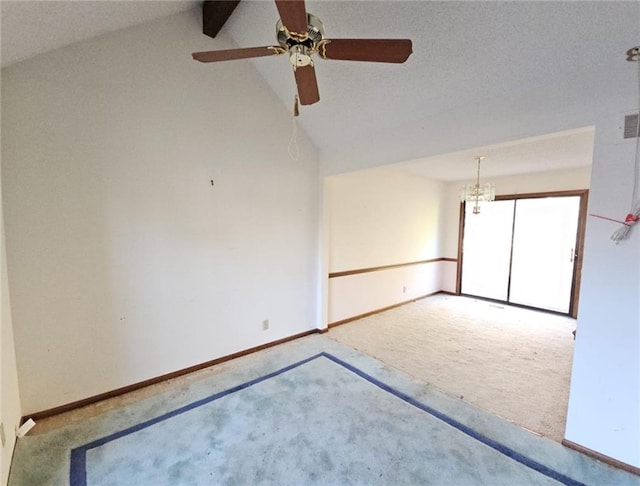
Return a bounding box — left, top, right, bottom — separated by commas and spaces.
508, 196, 580, 313
460, 200, 515, 301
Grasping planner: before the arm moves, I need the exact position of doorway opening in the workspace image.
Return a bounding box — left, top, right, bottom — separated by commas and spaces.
457, 190, 588, 317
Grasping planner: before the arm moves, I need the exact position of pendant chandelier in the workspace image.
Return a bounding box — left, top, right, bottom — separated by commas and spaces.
460, 156, 495, 214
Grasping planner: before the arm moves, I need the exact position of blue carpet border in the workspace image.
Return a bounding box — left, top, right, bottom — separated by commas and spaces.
70, 352, 583, 486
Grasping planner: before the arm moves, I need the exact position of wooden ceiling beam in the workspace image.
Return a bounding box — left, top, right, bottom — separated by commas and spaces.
203, 1, 240, 39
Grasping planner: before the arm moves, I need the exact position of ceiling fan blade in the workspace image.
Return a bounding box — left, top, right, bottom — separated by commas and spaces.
275, 0, 308, 37
192, 46, 284, 63
294, 65, 319, 106
319, 39, 413, 63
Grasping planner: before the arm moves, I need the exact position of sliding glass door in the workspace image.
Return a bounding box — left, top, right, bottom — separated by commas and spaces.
509, 196, 580, 313
460, 200, 514, 301
460, 194, 582, 314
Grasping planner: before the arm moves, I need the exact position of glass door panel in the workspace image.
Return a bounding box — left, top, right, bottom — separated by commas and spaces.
461, 200, 515, 301
508, 196, 580, 313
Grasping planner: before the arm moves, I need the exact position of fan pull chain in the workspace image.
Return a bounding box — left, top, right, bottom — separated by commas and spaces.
288, 96, 300, 161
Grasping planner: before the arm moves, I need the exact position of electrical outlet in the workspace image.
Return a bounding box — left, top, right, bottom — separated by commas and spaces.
262, 319, 269, 330
402, 286, 406, 293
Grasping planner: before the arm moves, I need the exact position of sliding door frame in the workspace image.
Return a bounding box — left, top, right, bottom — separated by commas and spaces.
456, 189, 589, 318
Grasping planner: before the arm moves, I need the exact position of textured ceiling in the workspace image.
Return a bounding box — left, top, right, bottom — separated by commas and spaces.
0, 1, 198, 67
221, 1, 635, 157
2, 1, 637, 178
394, 128, 594, 182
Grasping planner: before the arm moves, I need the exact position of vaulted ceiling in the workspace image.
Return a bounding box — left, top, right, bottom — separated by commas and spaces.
2, 1, 638, 179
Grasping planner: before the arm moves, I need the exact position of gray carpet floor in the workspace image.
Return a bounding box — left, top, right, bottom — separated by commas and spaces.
329, 294, 575, 442
9, 335, 639, 485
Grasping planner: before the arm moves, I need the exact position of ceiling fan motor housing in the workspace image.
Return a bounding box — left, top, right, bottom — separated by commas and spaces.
277, 13, 325, 66
289, 45, 312, 67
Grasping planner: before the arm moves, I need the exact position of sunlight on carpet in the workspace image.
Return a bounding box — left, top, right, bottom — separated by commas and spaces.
328, 294, 575, 442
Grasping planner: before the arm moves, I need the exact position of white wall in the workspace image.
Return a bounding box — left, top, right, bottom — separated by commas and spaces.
439, 260, 457, 294
0, 159, 22, 485
326, 168, 446, 323
327, 168, 445, 271
1, 11, 320, 415
565, 116, 640, 467
328, 263, 444, 323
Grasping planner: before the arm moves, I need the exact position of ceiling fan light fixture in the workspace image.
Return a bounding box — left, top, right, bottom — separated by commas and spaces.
289, 45, 313, 67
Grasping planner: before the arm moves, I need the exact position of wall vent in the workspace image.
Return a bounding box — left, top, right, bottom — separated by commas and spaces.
624, 113, 639, 139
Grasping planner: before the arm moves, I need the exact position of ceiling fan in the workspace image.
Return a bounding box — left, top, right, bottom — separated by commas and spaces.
192, 0, 413, 109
